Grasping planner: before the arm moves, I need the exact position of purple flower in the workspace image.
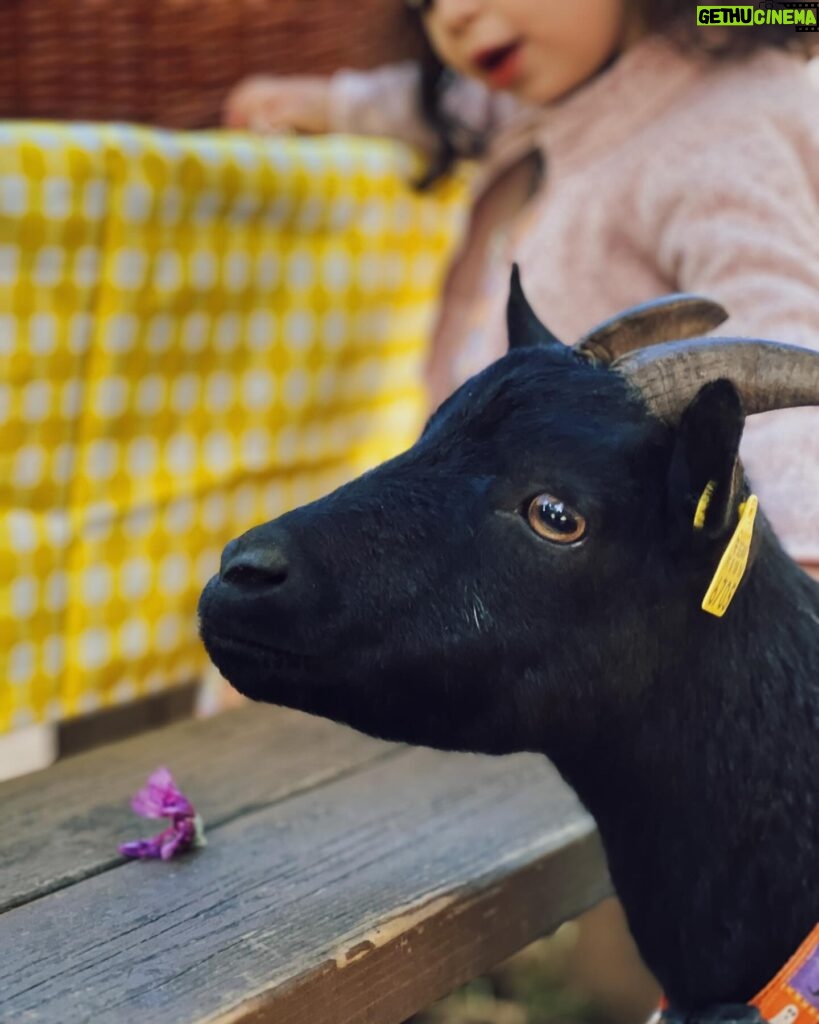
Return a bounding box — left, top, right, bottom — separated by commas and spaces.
119, 767, 206, 861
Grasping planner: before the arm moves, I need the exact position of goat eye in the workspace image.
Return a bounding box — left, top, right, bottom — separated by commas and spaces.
526, 494, 586, 544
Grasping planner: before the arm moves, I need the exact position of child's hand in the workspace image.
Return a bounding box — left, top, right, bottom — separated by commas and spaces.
223, 75, 332, 135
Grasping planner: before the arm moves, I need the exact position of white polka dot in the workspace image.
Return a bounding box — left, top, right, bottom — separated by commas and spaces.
113, 249, 147, 290
78, 692, 101, 713
51, 443, 75, 485
44, 570, 68, 612
0, 314, 16, 355
122, 507, 153, 539
322, 310, 348, 352
33, 246, 64, 288
103, 313, 138, 353
122, 181, 152, 223
127, 436, 159, 476
113, 678, 139, 703
205, 371, 235, 413
13, 444, 46, 488
201, 492, 228, 532
241, 368, 275, 410
282, 368, 310, 410
0, 245, 18, 286
277, 424, 299, 463
164, 497, 196, 535
284, 310, 314, 351
120, 619, 150, 658
68, 312, 93, 354
43, 178, 72, 219
159, 553, 190, 595
262, 481, 285, 514
21, 380, 52, 423
83, 501, 116, 542
83, 180, 107, 220
255, 252, 279, 290
1, 175, 28, 215
166, 432, 198, 475
322, 250, 351, 292
296, 196, 323, 231
120, 557, 153, 600
191, 249, 217, 290
196, 547, 221, 581
8, 511, 38, 552
45, 512, 71, 549
0, 383, 11, 425
135, 375, 167, 416
215, 313, 241, 353
10, 575, 38, 619
315, 365, 338, 403
9, 642, 36, 685
73, 246, 100, 289
328, 197, 355, 231
82, 564, 113, 606
225, 251, 250, 292
287, 250, 314, 289
30, 313, 57, 355
85, 439, 118, 482
192, 548, 217, 581
203, 431, 233, 473
79, 628, 110, 671
60, 378, 84, 418
248, 310, 276, 351
153, 250, 183, 290
411, 251, 436, 288
43, 636, 65, 675
170, 373, 201, 415
193, 191, 221, 224
159, 187, 183, 225
93, 376, 128, 419
241, 428, 272, 469
146, 314, 173, 353
155, 614, 183, 652
182, 313, 209, 353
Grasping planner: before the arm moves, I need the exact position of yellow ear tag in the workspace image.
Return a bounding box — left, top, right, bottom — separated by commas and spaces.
693, 480, 717, 530
701, 494, 758, 618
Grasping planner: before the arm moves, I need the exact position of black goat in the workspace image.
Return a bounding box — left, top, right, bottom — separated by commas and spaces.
199, 269, 819, 1015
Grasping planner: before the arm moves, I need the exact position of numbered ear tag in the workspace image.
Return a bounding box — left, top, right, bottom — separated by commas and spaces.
701, 495, 758, 618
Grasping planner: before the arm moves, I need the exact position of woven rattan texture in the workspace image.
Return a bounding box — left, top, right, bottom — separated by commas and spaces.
0, 0, 420, 128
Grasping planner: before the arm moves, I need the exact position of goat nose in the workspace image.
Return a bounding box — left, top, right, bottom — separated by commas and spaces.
220, 538, 290, 590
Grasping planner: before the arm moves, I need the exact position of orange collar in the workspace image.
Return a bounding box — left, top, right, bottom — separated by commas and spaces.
751, 923, 819, 1024
660, 925, 819, 1023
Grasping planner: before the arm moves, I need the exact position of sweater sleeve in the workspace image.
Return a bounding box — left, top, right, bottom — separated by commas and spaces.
650, 116, 819, 563
327, 62, 528, 155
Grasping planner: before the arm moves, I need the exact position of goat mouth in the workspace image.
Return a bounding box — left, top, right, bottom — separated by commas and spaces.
203, 630, 320, 677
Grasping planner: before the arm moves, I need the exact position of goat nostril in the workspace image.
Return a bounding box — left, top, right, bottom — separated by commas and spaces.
221, 544, 290, 589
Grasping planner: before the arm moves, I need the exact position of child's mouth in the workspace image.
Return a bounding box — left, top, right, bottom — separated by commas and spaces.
473, 41, 523, 89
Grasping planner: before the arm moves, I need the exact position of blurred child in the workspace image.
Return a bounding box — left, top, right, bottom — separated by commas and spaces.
225, 0, 819, 573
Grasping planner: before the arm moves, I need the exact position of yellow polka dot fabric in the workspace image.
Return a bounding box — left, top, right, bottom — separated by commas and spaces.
0, 123, 468, 734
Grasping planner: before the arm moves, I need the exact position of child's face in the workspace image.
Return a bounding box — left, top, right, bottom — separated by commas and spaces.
419, 0, 636, 104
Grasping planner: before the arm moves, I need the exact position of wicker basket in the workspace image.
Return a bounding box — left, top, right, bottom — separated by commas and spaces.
0, 0, 421, 128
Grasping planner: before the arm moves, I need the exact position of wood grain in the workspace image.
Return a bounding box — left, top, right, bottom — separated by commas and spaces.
0, 705, 397, 912
0, 740, 609, 1024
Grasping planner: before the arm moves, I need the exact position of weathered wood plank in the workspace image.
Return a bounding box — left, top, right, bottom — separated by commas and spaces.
0, 705, 397, 912
0, 743, 610, 1024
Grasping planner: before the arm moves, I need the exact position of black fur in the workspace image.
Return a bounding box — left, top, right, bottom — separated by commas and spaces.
199, 332, 819, 1011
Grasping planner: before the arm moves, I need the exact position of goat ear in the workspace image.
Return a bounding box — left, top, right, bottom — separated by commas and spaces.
667, 380, 746, 541
507, 264, 564, 351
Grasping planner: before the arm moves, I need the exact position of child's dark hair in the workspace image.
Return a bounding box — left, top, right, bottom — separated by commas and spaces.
408, 0, 818, 187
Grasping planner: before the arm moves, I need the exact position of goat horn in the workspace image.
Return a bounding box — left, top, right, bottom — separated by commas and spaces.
507, 264, 565, 351
575, 294, 729, 366
614, 337, 819, 424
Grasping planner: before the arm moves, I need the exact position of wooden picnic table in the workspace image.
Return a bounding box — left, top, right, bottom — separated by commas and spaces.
0, 704, 611, 1024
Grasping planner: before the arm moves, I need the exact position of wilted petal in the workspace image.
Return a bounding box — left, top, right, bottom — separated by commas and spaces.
131, 766, 194, 819
119, 834, 165, 860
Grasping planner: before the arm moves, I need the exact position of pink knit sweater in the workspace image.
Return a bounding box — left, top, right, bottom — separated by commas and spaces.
328, 37, 819, 563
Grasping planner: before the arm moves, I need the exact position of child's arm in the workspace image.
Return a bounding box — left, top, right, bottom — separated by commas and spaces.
225, 62, 523, 154
650, 116, 819, 563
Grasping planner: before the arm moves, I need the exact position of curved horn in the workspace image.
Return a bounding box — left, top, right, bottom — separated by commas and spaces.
575, 294, 729, 366
614, 337, 819, 424
507, 264, 565, 351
